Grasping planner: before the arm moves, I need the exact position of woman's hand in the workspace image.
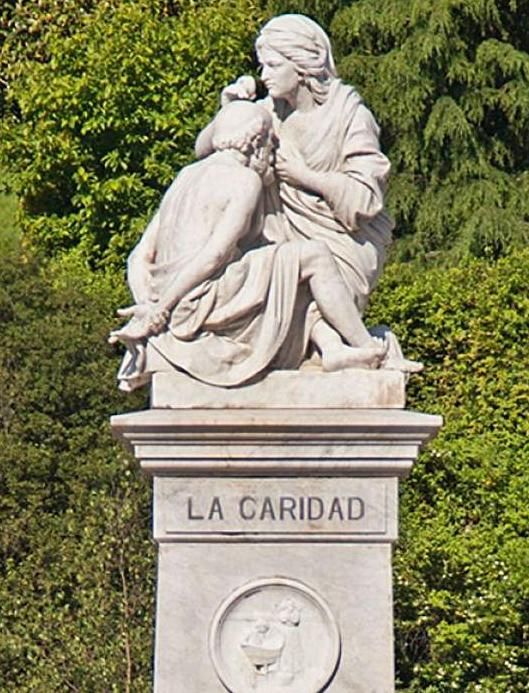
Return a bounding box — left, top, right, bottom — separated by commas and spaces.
275, 148, 321, 194
220, 76, 257, 107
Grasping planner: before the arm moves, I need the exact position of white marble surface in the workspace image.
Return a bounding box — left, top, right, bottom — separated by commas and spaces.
110, 13, 423, 393
210, 577, 341, 692
150, 369, 406, 409
111, 407, 442, 478
154, 543, 394, 693
153, 477, 397, 542
107, 14, 442, 690
111, 405, 442, 692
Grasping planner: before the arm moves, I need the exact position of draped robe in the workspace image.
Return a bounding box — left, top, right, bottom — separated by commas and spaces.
262, 79, 394, 316
117, 79, 395, 390
117, 155, 307, 390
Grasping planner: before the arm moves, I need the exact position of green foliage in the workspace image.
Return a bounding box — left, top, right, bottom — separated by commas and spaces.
0, 249, 154, 691
332, 0, 529, 262
0, 0, 110, 118
2, 3, 529, 690
0, 189, 18, 253
265, 0, 348, 30
3, 244, 528, 691
0, 0, 16, 115
366, 250, 529, 690
0, 0, 264, 267
6, 0, 528, 267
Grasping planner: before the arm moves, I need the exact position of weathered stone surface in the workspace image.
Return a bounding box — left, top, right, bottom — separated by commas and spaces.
154, 477, 397, 542
154, 543, 394, 693
111, 407, 441, 478
111, 407, 442, 692
110, 13, 423, 393
150, 369, 406, 410
210, 576, 341, 693
106, 10, 443, 691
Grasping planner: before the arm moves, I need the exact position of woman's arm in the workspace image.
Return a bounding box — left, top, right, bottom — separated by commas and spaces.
195, 76, 257, 159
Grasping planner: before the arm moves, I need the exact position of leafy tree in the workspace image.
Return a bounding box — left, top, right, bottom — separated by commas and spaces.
0, 190, 17, 251
3, 1, 529, 266
331, 0, 529, 262
265, 0, 348, 30
0, 0, 110, 118
0, 0, 264, 267
2, 3, 529, 691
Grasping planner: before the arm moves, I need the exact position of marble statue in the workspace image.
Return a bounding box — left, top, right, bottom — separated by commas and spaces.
110, 14, 421, 391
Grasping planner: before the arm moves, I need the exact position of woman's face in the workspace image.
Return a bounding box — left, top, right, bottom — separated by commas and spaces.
259, 48, 300, 101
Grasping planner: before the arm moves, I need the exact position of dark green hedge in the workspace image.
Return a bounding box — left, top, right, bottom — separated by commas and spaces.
368, 252, 529, 691
2, 247, 528, 690
0, 252, 152, 691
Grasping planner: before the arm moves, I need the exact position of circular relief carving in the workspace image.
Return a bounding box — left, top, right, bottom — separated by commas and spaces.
209, 577, 341, 692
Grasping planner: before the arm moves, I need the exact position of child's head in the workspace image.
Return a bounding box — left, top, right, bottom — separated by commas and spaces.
212, 101, 273, 158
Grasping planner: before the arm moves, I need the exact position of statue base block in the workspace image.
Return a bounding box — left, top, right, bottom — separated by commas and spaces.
150, 369, 406, 409
112, 399, 441, 692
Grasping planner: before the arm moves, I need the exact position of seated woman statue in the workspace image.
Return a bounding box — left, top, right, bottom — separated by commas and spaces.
110, 100, 387, 391
196, 14, 421, 373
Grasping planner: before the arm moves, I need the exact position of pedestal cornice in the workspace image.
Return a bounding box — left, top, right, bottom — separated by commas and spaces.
111, 408, 442, 478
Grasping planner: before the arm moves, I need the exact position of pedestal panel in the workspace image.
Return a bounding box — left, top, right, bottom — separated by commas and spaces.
155, 543, 393, 693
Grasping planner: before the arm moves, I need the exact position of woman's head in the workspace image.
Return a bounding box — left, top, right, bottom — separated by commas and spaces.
256, 14, 337, 104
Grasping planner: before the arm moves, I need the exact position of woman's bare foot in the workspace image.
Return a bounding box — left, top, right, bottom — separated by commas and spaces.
321, 339, 388, 371
382, 356, 424, 373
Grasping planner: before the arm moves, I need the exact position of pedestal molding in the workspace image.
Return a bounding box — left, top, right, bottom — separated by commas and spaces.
111, 408, 442, 478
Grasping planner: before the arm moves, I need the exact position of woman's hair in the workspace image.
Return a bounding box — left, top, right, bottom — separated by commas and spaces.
255, 14, 337, 104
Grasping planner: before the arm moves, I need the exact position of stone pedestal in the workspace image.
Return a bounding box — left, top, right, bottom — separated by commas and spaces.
111, 372, 441, 692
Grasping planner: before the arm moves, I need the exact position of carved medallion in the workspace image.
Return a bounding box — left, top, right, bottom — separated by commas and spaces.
209, 577, 341, 692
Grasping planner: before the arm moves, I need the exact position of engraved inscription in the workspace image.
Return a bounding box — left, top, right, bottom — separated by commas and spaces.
155, 478, 395, 540
188, 495, 366, 523
187, 496, 224, 521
